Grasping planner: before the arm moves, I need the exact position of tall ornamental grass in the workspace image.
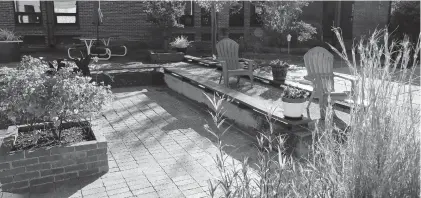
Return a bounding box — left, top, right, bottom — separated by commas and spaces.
206, 28, 420, 197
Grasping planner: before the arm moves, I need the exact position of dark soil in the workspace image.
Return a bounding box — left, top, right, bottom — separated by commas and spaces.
11, 126, 95, 151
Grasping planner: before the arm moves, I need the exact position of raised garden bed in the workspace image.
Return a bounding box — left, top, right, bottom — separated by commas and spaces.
0, 121, 108, 192
0, 41, 23, 63
91, 69, 165, 88
148, 50, 184, 63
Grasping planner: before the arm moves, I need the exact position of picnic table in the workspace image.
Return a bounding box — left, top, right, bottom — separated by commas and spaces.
68, 37, 127, 60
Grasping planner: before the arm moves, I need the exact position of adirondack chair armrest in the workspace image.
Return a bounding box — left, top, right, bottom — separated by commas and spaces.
246, 60, 256, 72
333, 72, 358, 95
333, 72, 358, 82
303, 75, 314, 81
218, 60, 228, 71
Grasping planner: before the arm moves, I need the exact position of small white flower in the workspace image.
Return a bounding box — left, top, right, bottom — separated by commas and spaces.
92, 56, 99, 63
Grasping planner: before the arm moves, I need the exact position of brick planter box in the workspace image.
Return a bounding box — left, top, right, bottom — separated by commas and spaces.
148, 50, 184, 63
0, 121, 108, 192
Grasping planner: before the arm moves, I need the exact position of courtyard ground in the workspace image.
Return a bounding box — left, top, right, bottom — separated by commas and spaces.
1, 86, 263, 198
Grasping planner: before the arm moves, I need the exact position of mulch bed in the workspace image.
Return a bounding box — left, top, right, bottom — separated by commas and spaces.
10, 125, 95, 152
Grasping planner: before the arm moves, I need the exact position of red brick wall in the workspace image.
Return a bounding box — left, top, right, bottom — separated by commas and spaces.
0, 127, 108, 193
0, 1, 391, 49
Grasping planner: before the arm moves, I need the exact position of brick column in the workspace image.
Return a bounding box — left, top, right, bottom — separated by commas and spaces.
194, 3, 201, 41
243, 2, 251, 41
217, 6, 229, 40
0, 1, 15, 30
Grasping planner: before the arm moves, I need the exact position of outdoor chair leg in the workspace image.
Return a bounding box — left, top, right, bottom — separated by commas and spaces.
219, 74, 223, 84
224, 74, 229, 87
249, 74, 253, 87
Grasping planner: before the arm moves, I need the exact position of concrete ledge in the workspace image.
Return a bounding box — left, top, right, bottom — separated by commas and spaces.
0, 121, 108, 193
163, 69, 315, 157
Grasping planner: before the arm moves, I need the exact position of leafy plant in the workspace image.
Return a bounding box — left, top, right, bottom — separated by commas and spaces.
269, 59, 289, 68
0, 56, 113, 141
169, 35, 192, 48
143, 1, 186, 28
0, 28, 21, 41
71, 51, 93, 77
253, 1, 317, 42
281, 85, 310, 100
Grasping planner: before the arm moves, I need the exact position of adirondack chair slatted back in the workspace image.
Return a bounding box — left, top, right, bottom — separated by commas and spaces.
304, 47, 335, 95
216, 39, 241, 70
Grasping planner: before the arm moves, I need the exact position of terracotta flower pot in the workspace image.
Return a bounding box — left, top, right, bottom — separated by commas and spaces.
271, 63, 289, 83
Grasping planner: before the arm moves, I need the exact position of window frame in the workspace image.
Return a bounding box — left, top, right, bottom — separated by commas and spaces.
53, 1, 79, 26
179, 1, 194, 27
13, 1, 43, 25
250, 2, 264, 27
201, 8, 211, 27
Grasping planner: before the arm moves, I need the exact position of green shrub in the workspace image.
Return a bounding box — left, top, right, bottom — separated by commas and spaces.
205, 28, 420, 197
0, 56, 113, 140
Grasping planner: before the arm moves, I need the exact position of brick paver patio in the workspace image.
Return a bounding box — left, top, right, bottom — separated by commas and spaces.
1, 86, 262, 198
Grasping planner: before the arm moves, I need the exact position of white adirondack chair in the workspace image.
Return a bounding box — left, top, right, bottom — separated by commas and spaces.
304, 47, 357, 115
216, 38, 253, 87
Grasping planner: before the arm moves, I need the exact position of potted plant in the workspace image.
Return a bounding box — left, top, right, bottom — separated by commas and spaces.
269, 59, 289, 83
281, 85, 310, 119
170, 35, 192, 54
0, 28, 23, 63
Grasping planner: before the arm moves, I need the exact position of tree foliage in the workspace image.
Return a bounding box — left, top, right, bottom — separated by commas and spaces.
143, 1, 186, 28
389, 1, 420, 42
253, 1, 316, 42
196, 1, 317, 42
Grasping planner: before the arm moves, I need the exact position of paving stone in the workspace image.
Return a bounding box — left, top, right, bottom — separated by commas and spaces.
134, 191, 160, 198
106, 186, 131, 196
178, 182, 202, 191
83, 191, 108, 198
82, 186, 107, 196
182, 187, 206, 196
104, 182, 128, 191
131, 186, 156, 195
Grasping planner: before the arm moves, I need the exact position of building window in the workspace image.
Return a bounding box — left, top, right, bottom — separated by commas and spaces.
229, 2, 244, 27
250, 2, 264, 27
54, 0, 78, 25
179, 1, 194, 27
14, 0, 42, 24
201, 8, 211, 26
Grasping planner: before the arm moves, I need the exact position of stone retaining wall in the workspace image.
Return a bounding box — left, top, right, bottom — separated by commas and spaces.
0, 124, 108, 192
